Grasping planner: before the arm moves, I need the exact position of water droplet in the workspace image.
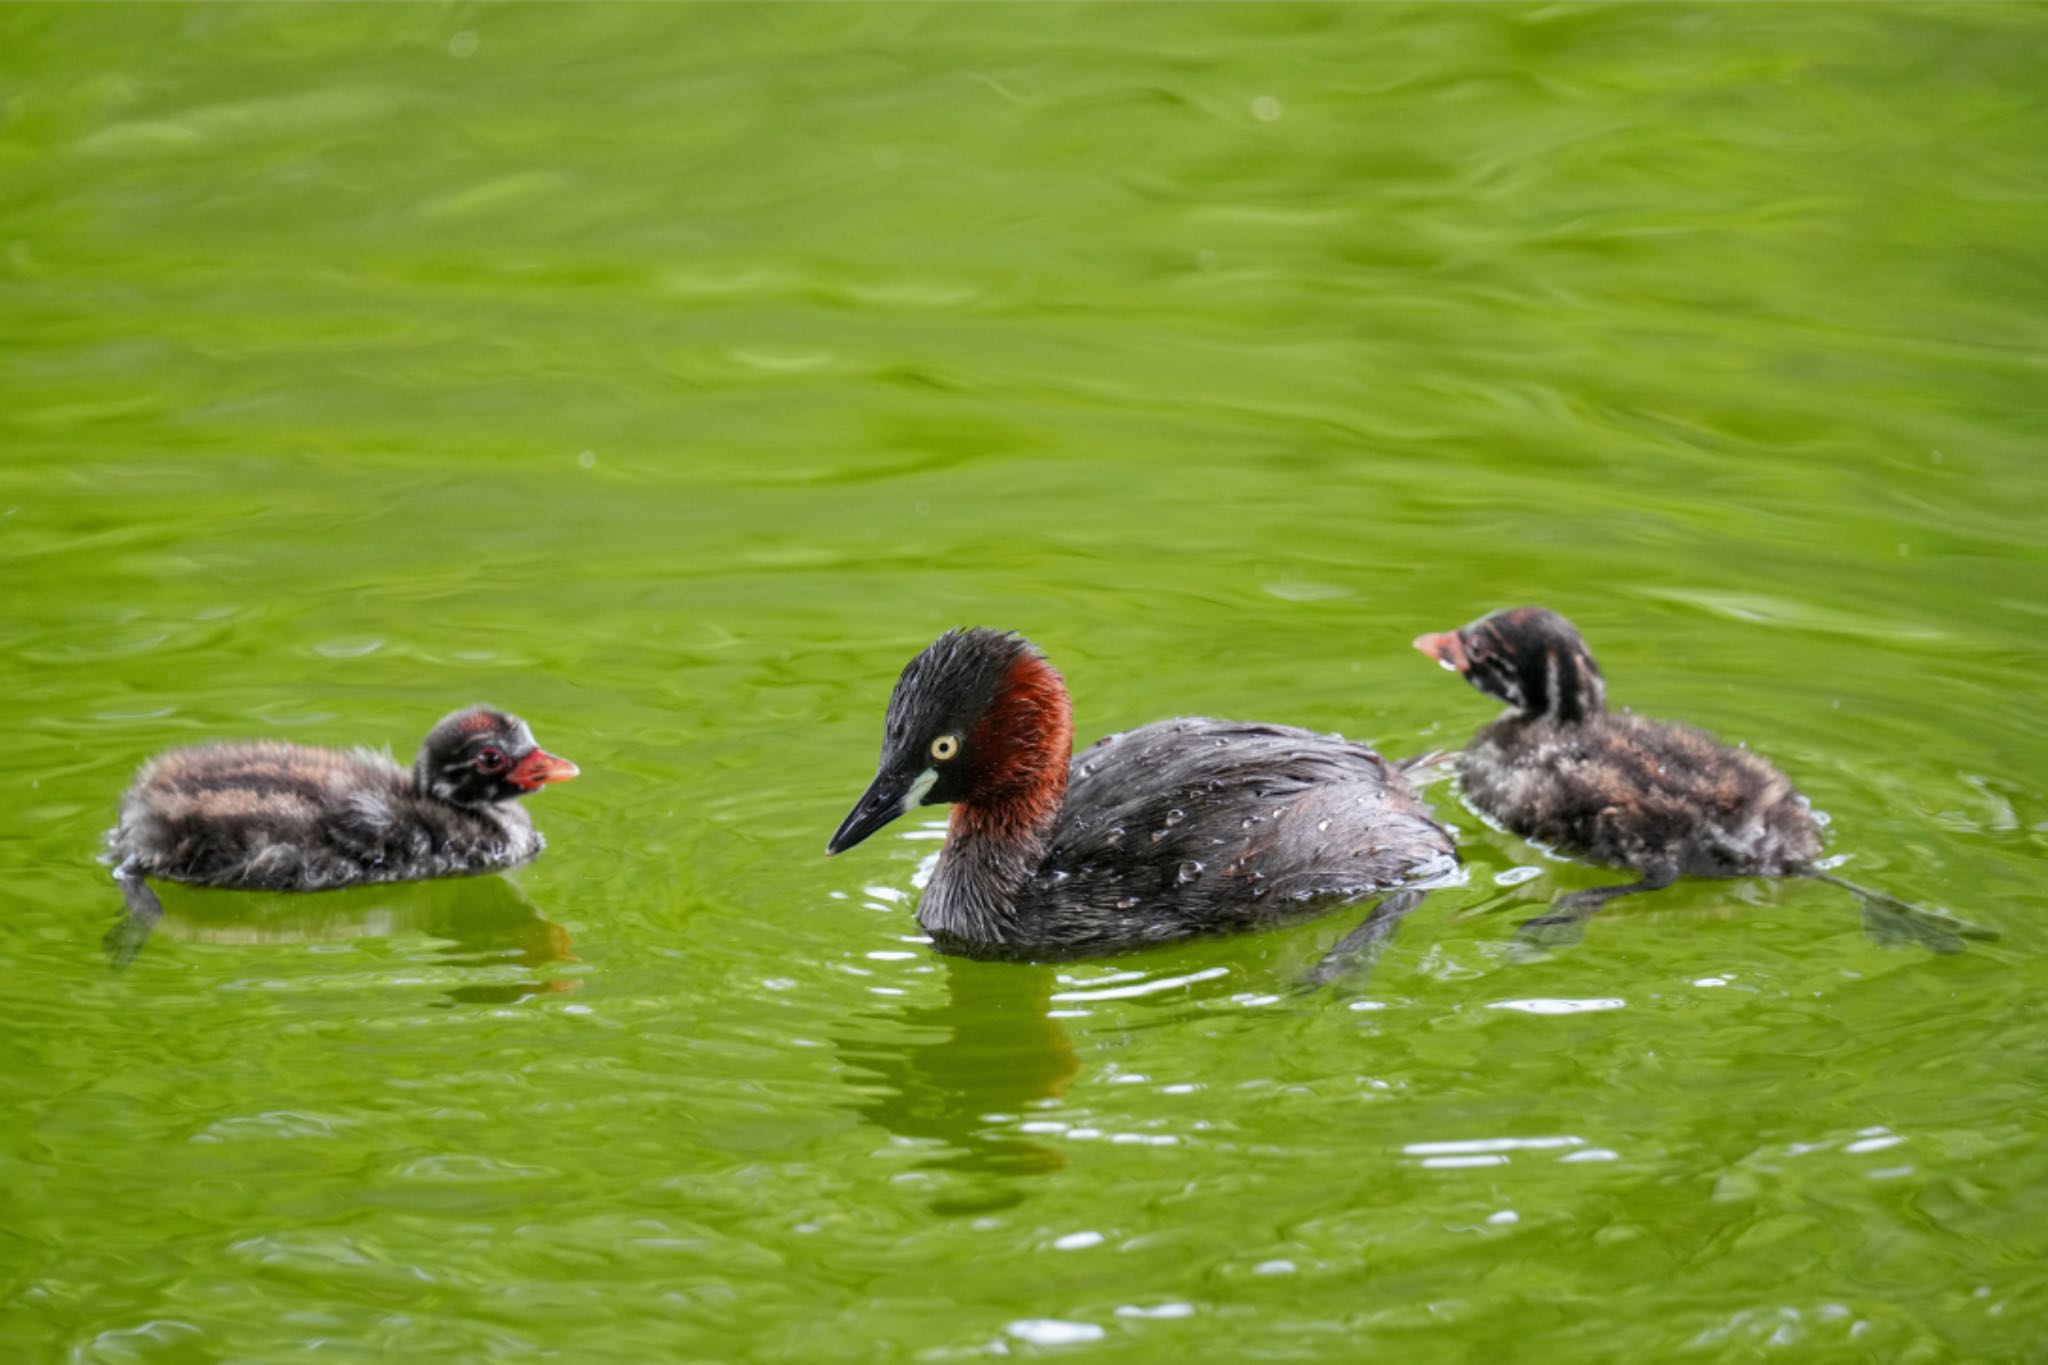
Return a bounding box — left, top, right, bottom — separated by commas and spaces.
1150, 828, 1171, 844
1116, 896, 1142, 910
1316, 819, 1330, 833
1176, 860, 1204, 884
1164, 808, 1185, 826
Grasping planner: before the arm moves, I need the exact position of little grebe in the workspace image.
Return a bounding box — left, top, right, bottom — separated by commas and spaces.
104, 706, 577, 963
1416, 606, 1988, 949
827, 628, 1456, 960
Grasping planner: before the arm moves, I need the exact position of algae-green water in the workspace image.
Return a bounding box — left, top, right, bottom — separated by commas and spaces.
4, 5, 2045, 1360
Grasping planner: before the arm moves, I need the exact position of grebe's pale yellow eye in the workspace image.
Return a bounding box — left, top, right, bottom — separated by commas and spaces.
930, 734, 960, 762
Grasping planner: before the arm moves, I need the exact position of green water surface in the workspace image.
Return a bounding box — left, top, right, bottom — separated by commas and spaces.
4, 5, 2046, 1361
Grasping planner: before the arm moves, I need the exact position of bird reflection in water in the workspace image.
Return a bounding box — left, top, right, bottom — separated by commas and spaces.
837, 956, 1080, 1211
101, 874, 576, 1006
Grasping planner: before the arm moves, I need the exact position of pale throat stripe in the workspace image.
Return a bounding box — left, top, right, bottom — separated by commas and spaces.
902, 767, 939, 812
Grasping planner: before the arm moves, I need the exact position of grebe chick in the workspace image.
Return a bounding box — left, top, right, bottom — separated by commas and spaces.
1416, 606, 1989, 950
826, 628, 1456, 962
104, 706, 578, 965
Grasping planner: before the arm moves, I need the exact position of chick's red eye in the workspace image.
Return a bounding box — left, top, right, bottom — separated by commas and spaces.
474, 747, 509, 774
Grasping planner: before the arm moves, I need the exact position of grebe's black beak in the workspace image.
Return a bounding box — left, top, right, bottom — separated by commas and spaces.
826, 765, 932, 856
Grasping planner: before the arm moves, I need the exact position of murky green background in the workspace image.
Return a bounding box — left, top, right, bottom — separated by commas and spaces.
4, 4, 2045, 1360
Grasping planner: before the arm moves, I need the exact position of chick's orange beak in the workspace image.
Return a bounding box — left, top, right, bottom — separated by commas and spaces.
508, 748, 579, 792
1413, 630, 1470, 674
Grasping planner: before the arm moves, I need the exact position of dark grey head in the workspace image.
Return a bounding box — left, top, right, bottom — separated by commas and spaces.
828, 628, 1074, 855
1414, 606, 1607, 723
414, 706, 580, 809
